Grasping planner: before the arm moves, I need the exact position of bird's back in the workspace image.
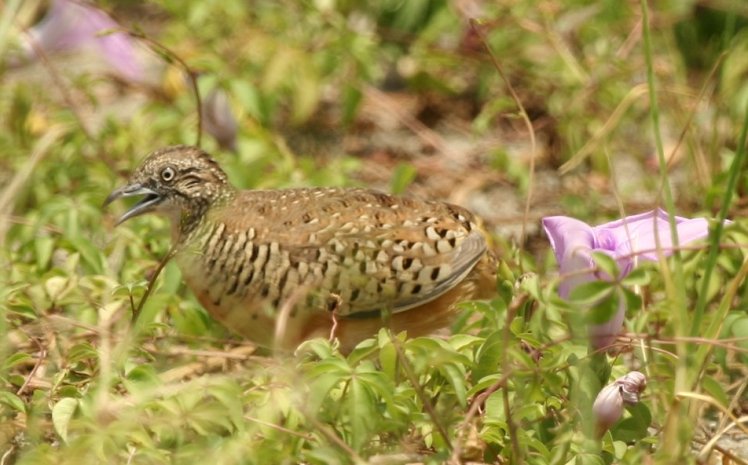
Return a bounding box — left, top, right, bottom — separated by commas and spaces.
175, 186, 495, 349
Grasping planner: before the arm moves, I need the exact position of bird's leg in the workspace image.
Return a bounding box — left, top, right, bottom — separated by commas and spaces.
326, 293, 343, 343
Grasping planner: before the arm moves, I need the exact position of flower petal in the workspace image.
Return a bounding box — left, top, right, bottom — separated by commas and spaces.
542, 216, 597, 297
593, 383, 624, 435
592, 208, 712, 261
632, 218, 711, 261
26, 0, 142, 83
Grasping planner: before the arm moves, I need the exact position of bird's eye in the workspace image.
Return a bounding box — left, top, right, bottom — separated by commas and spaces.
160, 166, 176, 182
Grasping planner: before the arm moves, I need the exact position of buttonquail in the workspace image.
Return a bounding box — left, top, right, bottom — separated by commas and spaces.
105, 145, 496, 351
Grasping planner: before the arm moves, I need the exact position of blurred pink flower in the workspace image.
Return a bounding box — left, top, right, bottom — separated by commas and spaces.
542, 209, 713, 349
24, 0, 142, 83
203, 87, 238, 152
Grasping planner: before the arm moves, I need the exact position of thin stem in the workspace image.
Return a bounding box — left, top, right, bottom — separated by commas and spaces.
692, 97, 748, 334
22, 31, 96, 141
126, 30, 203, 147
390, 335, 452, 451
640, 1, 690, 458
469, 18, 537, 271
132, 246, 177, 325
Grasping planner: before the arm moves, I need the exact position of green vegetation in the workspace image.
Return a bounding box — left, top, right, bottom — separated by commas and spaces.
2, 1, 748, 463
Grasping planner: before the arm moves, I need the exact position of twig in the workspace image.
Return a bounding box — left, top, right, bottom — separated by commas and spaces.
304, 414, 367, 464
21, 30, 96, 140
452, 289, 530, 462
500, 291, 522, 464
131, 246, 177, 325
560, 84, 648, 174
158, 346, 258, 383
679, 392, 748, 461
125, 29, 202, 147
717, 377, 748, 435
663, 52, 726, 178
273, 284, 311, 354
678, 392, 748, 440
469, 18, 537, 272
708, 442, 748, 465
0, 215, 63, 234
390, 334, 453, 452
0, 446, 16, 465
691, 72, 748, 335
244, 415, 315, 441
450, 373, 511, 464
0, 126, 65, 245
161, 346, 256, 360
15, 334, 47, 396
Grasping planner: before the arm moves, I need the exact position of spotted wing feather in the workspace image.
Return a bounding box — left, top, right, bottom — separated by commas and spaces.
212, 187, 487, 316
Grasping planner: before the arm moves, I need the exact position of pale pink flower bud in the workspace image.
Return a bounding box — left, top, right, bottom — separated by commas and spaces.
203, 87, 238, 152
593, 371, 647, 436
618, 370, 646, 404
593, 383, 624, 435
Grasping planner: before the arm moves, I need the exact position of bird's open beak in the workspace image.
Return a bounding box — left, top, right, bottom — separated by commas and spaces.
103, 183, 162, 225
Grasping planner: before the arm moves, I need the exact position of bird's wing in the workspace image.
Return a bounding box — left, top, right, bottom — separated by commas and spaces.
217, 187, 488, 315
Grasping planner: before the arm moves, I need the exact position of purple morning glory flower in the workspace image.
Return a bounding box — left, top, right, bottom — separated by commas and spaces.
24, 0, 142, 83
542, 209, 713, 349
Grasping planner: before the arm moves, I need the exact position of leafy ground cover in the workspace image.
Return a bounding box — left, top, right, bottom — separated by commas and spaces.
2, 1, 748, 464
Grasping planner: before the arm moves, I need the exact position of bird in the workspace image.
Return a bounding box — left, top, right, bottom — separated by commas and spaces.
105, 145, 497, 352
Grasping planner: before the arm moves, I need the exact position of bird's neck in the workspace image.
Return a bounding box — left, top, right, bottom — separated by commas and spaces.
174, 187, 236, 242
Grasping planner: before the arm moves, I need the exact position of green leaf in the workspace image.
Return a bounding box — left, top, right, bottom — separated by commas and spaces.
569, 280, 615, 306
34, 235, 54, 270
306, 369, 347, 415
621, 288, 642, 311
519, 272, 541, 299
701, 376, 729, 408
378, 339, 398, 380
52, 397, 78, 443
68, 237, 104, 274
467, 373, 503, 397
473, 330, 503, 383
611, 402, 651, 442
347, 376, 376, 450
729, 316, 748, 351
0, 391, 26, 414
44, 276, 69, 302
303, 446, 346, 465
586, 293, 621, 325
622, 267, 650, 286
442, 363, 468, 406
2, 353, 32, 370
590, 251, 619, 281
341, 84, 362, 125
390, 162, 417, 195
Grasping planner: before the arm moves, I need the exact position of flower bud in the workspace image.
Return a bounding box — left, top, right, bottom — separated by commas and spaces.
203, 87, 238, 152
618, 370, 646, 404
593, 383, 624, 435
593, 371, 647, 436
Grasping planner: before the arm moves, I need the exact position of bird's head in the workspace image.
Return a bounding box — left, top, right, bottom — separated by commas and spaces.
104, 145, 231, 227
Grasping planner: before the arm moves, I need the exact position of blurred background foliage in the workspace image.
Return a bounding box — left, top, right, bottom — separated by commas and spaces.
3, 0, 748, 464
